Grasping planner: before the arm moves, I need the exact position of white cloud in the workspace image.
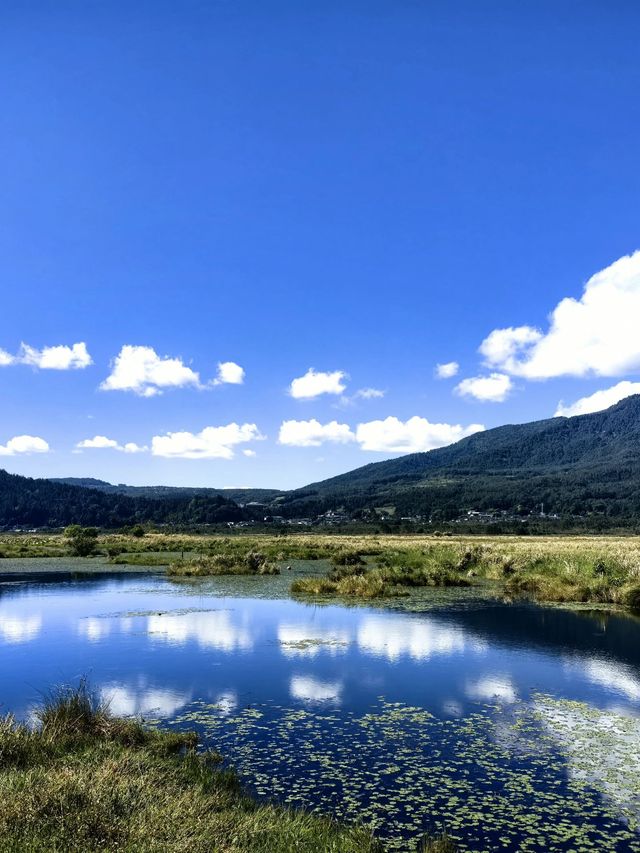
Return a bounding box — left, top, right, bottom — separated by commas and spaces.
435, 361, 460, 379
100, 345, 201, 396
479, 327, 543, 373
479, 250, 640, 378
289, 368, 347, 399
122, 442, 147, 454
76, 435, 147, 453
355, 416, 484, 453
555, 380, 640, 417
242, 449, 257, 457
19, 342, 92, 370
455, 372, 513, 402
213, 361, 245, 385
278, 419, 355, 447
0, 435, 50, 456
354, 387, 385, 399
151, 423, 263, 459
0, 342, 92, 370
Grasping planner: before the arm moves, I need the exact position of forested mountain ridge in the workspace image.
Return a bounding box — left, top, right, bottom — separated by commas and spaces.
273, 395, 640, 519
49, 478, 283, 505
3, 395, 640, 527
0, 470, 243, 528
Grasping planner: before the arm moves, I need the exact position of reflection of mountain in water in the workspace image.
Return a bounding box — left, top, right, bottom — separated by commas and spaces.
441, 601, 640, 671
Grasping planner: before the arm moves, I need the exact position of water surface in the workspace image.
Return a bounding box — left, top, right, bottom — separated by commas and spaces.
1, 565, 639, 851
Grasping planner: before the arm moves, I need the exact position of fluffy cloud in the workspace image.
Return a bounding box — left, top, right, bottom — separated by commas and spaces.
151, 423, 263, 459
213, 361, 245, 385
76, 435, 147, 453
289, 368, 347, 399
0, 342, 92, 369
479, 250, 640, 378
435, 361, 460, 379
100, 345, 201, 396
0, 435, 50, 456
353, 387, 385, 399
555, 380, 640, 418
479, 327, 542, 373
278, 419, 355, 447
355, 416, 484, 453
279, 416, 484, 453
19, 342, 92, 369
455, 372, 513, 402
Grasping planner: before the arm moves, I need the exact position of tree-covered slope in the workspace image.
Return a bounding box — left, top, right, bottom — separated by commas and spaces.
0, 470, 243, 528
49, 478, 283, 505
5, 396, 640, 526
275, 395, 640, 519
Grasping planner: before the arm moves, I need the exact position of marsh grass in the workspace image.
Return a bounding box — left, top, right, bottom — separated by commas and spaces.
0, 685, 381, 853
4, 531, 640, 609
292, 573, 401, 599
419, 833, 458, 853
168, 551, 280, 577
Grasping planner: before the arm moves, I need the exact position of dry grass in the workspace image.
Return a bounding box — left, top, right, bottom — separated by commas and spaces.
0, 685, 381, 853
4, 531, 640, 608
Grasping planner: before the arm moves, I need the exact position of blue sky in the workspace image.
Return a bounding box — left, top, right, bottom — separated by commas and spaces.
1, 1, 639, 489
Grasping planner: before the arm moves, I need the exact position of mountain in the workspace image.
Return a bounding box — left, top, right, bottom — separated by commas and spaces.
4, 395, 640, 528
273, 395, 640, 521
0, 470, 243, 528
49, 479, 283, 505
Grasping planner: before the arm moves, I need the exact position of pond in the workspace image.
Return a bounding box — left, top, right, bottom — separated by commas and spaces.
1, 562, 640, 852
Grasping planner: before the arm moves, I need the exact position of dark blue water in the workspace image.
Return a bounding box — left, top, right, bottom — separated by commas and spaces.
1, 569, 639, 851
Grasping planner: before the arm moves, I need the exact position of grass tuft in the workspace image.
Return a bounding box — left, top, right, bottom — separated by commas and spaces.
0, 685, 381, 852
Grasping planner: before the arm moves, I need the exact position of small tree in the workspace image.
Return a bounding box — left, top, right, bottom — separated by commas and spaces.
65, 525, 99, 557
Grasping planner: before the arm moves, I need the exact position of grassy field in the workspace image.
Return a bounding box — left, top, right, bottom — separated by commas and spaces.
0, 685, 386, 853
2, 531, 640, 609
0, 685, 457, 853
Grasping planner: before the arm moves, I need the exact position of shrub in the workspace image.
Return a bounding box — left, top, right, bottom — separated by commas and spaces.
64, 526, 99, 557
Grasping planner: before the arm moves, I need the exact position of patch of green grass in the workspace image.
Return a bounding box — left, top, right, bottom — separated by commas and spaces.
292, 573, 405, 600
168, 551, 280, 577
0, 686, 381, 853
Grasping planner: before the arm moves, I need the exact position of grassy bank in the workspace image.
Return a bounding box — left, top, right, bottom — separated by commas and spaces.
0, 686, 384, 853
168, 551, 279, 577
289, 538, 640, 607
3, 531, 640, 609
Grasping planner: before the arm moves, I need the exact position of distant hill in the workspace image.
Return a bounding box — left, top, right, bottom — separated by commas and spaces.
0, 470, 243, 528
274, 395, 640, 521
4, 395, 640, 528
49, 479, 283, 506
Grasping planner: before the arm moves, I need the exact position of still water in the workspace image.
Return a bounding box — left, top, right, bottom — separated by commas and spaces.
1, 565, 640, 851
